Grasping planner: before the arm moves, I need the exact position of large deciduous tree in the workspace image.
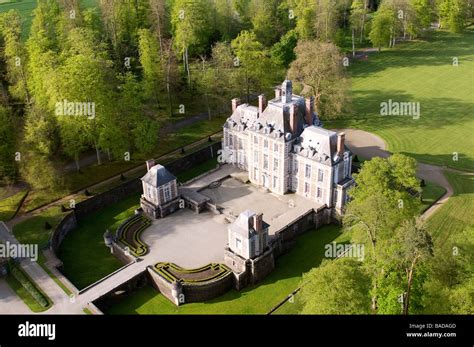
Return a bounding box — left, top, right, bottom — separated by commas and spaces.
171, 0, 212, 85
231, 30, 274, 102
299, 258, 371, 314
288, 40, 350, 119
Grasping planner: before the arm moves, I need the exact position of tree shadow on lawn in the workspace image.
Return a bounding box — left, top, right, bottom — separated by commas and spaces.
349, 90, 473, 128
348, 30, 474, 78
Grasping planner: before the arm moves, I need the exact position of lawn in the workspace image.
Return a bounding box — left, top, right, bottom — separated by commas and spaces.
421, 180, 446, 213
105, 224, 348, 314
0, 0, 99, 39
0, 190, 27, 221
13, 205, 67, 249
326, 30, 474, 171
426, 171, 474, 243
57, 194, 140, 289
5, 266, 52, 312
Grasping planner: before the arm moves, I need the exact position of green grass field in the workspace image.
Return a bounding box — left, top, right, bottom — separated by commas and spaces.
0, 0, 99, 39
327, 30, 474, 171
426, 171, 474, 243
0, 190, 27, 221
57, 194, 138, 289
106, 225, 348, 315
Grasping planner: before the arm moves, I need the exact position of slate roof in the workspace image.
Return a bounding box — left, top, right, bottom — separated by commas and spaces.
229, 210, 270, 238
141, 164, 176, 188
292, 126, 352, 166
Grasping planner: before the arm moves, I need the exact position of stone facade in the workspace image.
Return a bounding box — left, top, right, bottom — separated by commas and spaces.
140, 160, 180, 219
223, 80, 355, 214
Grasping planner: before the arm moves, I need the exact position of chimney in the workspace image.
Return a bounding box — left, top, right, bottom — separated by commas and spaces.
289, 103, 298, 135
305, 96, 314, 126
231, 98, 241, 112
146, 159, 156, 171
337, 132, 346, 157
282, 80, 293, 103
258, 94, 266, 115
275, 87, 281, 99
253, 213, 263, 233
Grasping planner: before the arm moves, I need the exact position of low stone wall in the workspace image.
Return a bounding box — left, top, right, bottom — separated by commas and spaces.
273, 206, 331, 257
74, 179, 141, 221
49, 212, 78, 254
92, 271, 148, 311
249, 248, 275, 285
50, 142, 223, 258
182, 272, 233, 303
165, 142, 221, 177
147, 264, 233, 306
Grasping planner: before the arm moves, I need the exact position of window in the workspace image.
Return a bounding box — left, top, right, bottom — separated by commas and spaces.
304, 182, 310, 195
318, 169, 324, 182
293, 159, 298, 173
254, 167, 258, 180
254, 151, 258, 164
274, 158, 279, 171
254, 135, 258, 144
274, 142, 278, 152
317, 187, 322, 199
344, 155, 349, 178
273, 176, 278, 189
238, 138, 242, 149
164, 186, 171, 202
264, 139, 268, 148
235, 238, 242, 249
263, 154, 269, 170
305, 164, 311, 178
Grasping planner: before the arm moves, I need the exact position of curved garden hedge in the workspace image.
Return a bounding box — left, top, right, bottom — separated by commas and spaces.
117, 214, 151, 257
153, 262, 231, 285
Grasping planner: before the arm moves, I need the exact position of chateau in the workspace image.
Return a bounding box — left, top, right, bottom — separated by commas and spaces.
222, 80, 355, 213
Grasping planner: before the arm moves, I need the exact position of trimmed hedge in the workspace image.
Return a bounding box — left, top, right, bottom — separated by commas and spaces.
11, 266, 50, 308
117, 214, 151, 257
153, 262, 231, 284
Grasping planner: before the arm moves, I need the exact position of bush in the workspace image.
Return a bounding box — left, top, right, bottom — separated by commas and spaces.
11, 266, 49, 308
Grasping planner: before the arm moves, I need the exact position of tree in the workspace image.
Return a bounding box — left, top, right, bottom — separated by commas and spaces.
132, 119, 159, 155
137, 28, 163, 104
231, 30, 274, 102
377, 219, 433, 314
350, 0, 369, 55
250, 0, 281, 46
289, 0, 317, 39
171, 0, 212, 85
343, 154, 422, 313
288, 40, 350, 119
437, 0, 470, 33
422, 226, 474, 314
271, 29, 298, 68
23, 105, 59, 157
55, 27, 114, 167
149, 0, 168, 60
0, 10, 30, 103
314, 0, 340, 41
0, 105, 16, 183
369, 4, 394, 51
298, 258, 371, 314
